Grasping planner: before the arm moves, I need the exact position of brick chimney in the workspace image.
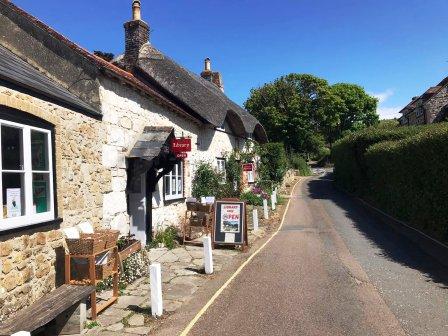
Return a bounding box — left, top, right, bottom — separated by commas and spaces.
124, 0, 149, 68
200, 58, 224, 92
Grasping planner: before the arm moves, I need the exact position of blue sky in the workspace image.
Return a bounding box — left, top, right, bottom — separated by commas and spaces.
12, 0, 448, 119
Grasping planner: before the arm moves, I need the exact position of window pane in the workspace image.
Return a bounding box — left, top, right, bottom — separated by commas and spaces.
31, 131, 49, 171
2, 173, 25, 218
2, 125, 23, 170
33, 173, 50, 214
178, 177, 182, 193
164, 176, 170, 195
171, 177, 176, 193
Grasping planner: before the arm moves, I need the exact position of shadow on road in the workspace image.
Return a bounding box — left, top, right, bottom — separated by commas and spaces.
307, 173, 448, 288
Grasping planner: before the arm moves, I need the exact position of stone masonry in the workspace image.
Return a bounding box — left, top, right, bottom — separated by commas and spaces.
0, 85, 109, 321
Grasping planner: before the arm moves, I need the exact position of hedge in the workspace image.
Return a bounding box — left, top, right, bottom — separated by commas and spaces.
333, 122, 448, 243
332, 124, 427, 193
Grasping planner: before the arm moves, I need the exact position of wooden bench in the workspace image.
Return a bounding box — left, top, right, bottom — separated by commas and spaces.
0, 285, 95, 336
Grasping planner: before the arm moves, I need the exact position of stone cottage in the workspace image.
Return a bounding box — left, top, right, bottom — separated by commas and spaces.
399, 77, 448, 125
0, 0, 266, 321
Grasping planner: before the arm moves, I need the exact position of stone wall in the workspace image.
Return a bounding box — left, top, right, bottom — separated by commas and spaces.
99, 79, 245, 233
424, 85, 448, 123
0, 85, 108, 321
99, 79, 200, 232
0, 75, 250, 322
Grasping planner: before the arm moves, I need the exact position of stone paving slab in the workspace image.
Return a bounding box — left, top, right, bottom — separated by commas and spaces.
83, 200, 288, 336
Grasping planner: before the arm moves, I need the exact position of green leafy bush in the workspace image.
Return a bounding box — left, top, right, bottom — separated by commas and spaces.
364, 125, 448, 242
225, 151, 243, 197
240, 191, 264, 206
148, 226, 178, 249
192, 162, 222, 199
333, 122, 448, 243
332, 124, 427, 193
257, 142, 288, 185
289, 154, 311, 176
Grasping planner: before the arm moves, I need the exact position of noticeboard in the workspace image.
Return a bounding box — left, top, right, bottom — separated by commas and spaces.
213, 200, 247, 246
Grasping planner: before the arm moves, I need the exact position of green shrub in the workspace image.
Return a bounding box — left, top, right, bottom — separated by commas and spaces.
149, 226, 178, 249
364, 124, 448, 242
332, 124, 427, 193
240, 191, 264, 206
257, 143, 288, 185
225, 151, 243, 197
333, 122, 448, 243
289, 154, 311, 176
192, 162, 222, 198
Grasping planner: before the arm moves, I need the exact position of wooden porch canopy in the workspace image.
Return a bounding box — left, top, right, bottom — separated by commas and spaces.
127, 126, 178, 192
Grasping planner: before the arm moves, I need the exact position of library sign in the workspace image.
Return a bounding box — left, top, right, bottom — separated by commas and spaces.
171, 138, 191, 159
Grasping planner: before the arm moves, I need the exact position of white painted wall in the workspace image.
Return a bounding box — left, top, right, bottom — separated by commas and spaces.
99, 78, 249, 236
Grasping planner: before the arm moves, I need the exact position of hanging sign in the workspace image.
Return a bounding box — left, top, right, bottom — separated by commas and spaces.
171, 138, 191, 153
242, 163, 253, 172
175, 152, 188, 159
213, 200, 248, 247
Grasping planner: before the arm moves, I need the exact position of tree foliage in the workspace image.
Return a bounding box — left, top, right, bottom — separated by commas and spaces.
244, 74, 379, 156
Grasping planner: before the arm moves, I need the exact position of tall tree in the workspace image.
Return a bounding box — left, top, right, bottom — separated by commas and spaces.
244, 74, 328, 155
327, 83, 379, 143
245, 75, 379, 154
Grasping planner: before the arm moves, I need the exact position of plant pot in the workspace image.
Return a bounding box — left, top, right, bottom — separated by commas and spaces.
118, 239, 142, 260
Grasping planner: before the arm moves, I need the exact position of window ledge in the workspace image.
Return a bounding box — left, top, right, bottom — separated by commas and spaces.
0, 217, 63, 240
163, 197, 186, 206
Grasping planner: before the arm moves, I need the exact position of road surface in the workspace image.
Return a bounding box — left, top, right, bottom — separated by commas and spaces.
188, 174, 448, 336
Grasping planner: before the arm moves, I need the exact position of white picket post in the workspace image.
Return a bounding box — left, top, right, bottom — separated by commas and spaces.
263, 199, 269, 219
203, 236, 214, 274
253, 209, 259, 232
150, 263, 163, 317
271, 193, 276, 211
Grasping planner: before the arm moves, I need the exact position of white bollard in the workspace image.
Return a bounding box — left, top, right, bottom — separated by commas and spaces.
273, 189, 278, 205
150, 263, 163, 317
271, 193, 276, 211
203, 236, 214, 274
253, 209, 259, 232
11, 333, 31, 336
263, 199, 269, 219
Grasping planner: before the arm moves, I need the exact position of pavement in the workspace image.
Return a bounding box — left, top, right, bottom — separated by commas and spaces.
82, 197, 285, 336
183, 174, 448, 336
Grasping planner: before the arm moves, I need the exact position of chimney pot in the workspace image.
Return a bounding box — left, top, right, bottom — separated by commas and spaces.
204, 57, 211, 71
132, 0, 142, 20
200, 58, 224, 92
124, 0, 149, 69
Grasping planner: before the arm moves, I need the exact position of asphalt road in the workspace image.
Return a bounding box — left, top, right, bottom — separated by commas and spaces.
188, 175, 448, 336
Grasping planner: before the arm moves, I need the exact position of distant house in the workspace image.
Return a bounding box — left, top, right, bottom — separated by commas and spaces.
399, 78, 448, 125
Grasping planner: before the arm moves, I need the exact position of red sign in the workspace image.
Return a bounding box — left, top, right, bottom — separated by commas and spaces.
171, 138, 192, 153
242, 163, 253, 172
176, 152, 188, 159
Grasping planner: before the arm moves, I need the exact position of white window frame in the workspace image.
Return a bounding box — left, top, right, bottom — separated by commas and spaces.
217, 158, 226, 184
164, 162, 184, 201
0, 119, 55, 231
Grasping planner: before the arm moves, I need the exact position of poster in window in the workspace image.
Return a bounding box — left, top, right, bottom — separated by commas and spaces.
33, 180, 48, 213
31, 132, 47, 170
6, 188, 21, 218
247, 171, 255, 183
